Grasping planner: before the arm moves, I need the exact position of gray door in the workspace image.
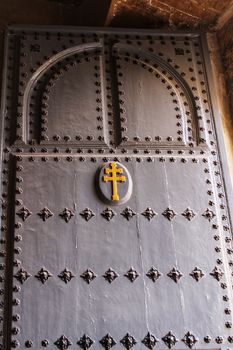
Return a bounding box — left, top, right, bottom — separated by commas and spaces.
1, 27, 233, 350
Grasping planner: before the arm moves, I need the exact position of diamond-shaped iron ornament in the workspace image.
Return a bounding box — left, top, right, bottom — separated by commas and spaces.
190, 267, 204, 282
146, 267, 162, 282
182, 332, 198, 349
16, 206, 32, 221
202, 208, 216, 221
54, 335, 72, 350
77, 334, 94, 349
80, 208, 95, 222
101, 208, 116, 221
181, 208, 196, 221
80, 269, 97, 284
14, 268, 31, 284
35, 267, 52, 284
167, 267, 183, 283
120, 333, 137, 349
59, 208, 74, 223
103, 268, 119, 283
162, 331, 178, 349
124, 267, 139, 282
99, 333, 116, 349
38, 207, 53, 221
142, 332, 158, 349
58, 268, 75, 283
210, 266, 224, 281
121, 207, 136, 221
141, 207, 157, 221
162, 208, 177, 221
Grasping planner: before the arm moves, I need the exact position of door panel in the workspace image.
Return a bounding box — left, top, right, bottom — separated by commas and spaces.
12, 156, 228, 345
115, 60, 185, 144
44, 55, 105, 143
0, 28, 232, 350
113, 46, 197, 147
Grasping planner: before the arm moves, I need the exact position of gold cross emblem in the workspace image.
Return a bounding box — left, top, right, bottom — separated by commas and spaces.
103, 162, 126, 201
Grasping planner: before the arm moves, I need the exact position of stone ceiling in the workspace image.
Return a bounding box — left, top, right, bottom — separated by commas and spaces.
0, 0, 232, 29
106, 0, 233, 29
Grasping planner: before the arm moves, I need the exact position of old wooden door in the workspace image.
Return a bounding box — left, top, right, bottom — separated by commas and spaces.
0, 27, 233, 350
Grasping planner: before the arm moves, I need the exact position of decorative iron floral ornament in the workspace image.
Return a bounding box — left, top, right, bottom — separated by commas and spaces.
103, 268, 119, 283
77, 334, 94, 349
38, 207, 53, 221
162, 208, 177, 221
58, 268, 75, 283
121, 207, 136, 220
99, 334, 116, 349
97, 162, 133, 205
182, 332, 198, 349
16, 206, 32, 221
80, 269, 97, 284
59, 208, 74, 223
162, 331, 178, 349
54, 335, 72, 350
80, 208, 95, 221
14, 268, 31, 284
142, 332, 158, 349
101, 208, 116, 221
167, 267, 183, 283
35, 267, 52, 284
190, 267, 205, 281
124, 267, 139, 282
120, 333, 137, 349
141, 207, 157, 221
146, 267, 162, 282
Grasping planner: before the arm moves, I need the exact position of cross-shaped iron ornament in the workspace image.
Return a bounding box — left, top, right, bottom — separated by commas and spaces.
103, 162, 126, 202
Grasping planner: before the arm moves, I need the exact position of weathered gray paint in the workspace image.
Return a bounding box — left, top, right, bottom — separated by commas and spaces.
0, 27, 233, 350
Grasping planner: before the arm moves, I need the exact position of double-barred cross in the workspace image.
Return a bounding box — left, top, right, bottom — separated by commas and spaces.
103, 162, 126, 201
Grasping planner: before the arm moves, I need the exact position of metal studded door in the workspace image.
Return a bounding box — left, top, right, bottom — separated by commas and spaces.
0, 27, 233, 350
